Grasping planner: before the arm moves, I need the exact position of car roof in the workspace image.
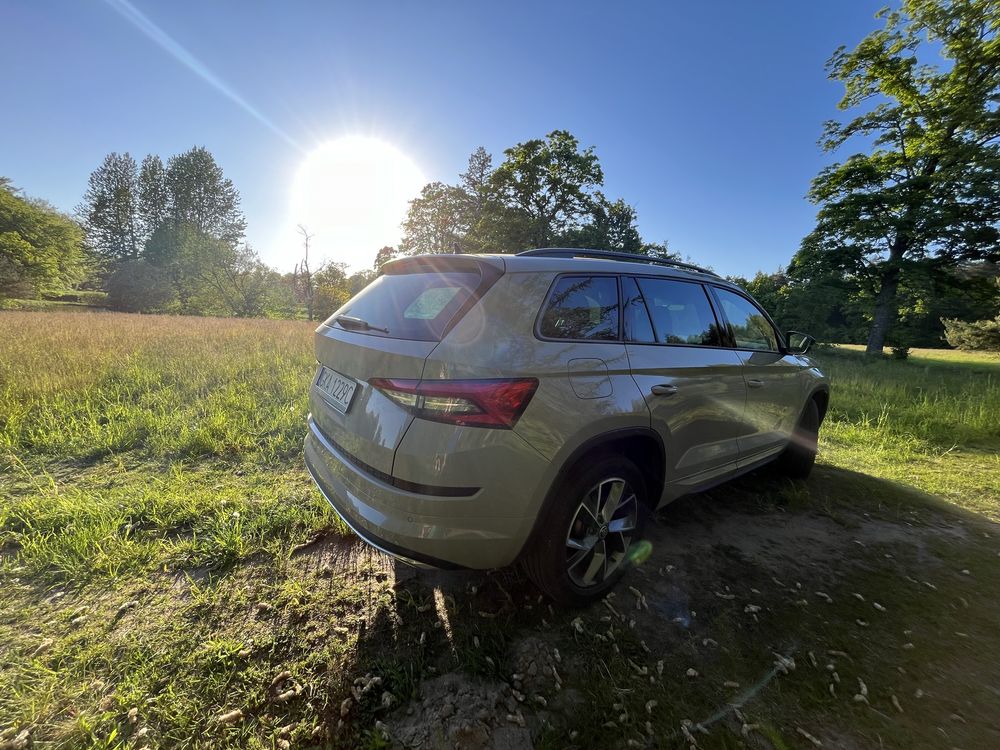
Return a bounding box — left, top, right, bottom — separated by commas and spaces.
466, 249, 744, 291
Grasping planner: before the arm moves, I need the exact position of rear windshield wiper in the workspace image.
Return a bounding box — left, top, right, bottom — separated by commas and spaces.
334, 314, 389, 334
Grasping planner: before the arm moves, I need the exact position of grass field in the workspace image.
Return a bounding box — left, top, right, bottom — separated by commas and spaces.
2, 310, 999, 749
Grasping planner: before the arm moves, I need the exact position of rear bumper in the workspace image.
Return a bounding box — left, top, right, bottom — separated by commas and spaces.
303, 417, 536, 569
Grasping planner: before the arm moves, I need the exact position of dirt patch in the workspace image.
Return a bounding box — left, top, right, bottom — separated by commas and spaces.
649, 497, 968, 578
384, 673, 532, 749
368, 483, 998, 749
293, 533, 406, 582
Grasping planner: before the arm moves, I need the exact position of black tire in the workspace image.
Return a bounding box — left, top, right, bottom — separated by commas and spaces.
523, 455, 648, 606
776, 398, 820, 479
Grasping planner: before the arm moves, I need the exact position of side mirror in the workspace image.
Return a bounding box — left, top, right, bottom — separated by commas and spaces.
786, 331, 815, 355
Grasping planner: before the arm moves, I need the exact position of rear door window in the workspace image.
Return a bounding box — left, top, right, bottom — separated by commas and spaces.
635, 278, 723, 346
329, 269, 482, 341
539, 275, 619, 340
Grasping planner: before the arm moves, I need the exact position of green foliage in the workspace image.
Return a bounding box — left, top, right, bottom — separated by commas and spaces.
138, 154, 169, 240
750, 257, 1000, 347
79, 146, 250, 313
78, 152, 142, 263
312, 262, 352, 321
943, 314, 1000, 350
800, 0, 1000, 354
0, 179, 87, 298
164, 147, 246, 246
399, 131, 648, 256
144, 223, 274, 317
399, 182, 469, 254
373, 245, 396, 271
105, 259, 175, 313
490, 129, 604, 247
561, 196, 643, 253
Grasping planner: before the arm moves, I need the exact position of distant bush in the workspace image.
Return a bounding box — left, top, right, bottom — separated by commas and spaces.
890, 346, 910, 360
49, 290, 108, 306
942, 316, 1000, 351
105, 260, 175, 313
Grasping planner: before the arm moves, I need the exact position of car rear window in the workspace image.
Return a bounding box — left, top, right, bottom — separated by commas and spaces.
328, 269, 482, 341
539, 275, 619, 340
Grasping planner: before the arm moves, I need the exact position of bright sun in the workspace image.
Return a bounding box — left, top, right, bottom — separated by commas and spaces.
290, 136, 425, 270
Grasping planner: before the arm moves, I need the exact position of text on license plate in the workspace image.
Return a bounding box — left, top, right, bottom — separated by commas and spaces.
315, 366, 357, 413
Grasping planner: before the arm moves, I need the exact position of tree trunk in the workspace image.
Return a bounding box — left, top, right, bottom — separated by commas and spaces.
865, 237, 907, 355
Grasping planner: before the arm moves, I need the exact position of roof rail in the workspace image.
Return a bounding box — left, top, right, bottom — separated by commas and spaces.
515, 248, 720, 278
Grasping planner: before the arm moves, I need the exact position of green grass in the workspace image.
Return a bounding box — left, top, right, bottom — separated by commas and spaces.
818, 345, 1000, 518
1, 312, 999, 749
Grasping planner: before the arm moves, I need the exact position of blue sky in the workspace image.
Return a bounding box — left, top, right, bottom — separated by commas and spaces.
2, 1, 884, 276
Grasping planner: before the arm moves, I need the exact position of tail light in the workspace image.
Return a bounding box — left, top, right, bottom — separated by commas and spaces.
369, 378, 538, 428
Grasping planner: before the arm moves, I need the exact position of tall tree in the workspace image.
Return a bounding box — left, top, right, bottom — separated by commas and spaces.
138, 154, 169, 246
165, 146, 246, 246
458, 146, 495, 253
399, 182, 470, 254
460, 146, 493, 205
1, 180, 87, 298
78, 152, 141, 263
373, 245, 397, 272
490, 130, 604, 248
801, 0, 1000, 354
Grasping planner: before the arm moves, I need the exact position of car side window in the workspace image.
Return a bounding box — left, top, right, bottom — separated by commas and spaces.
539, 275, 619, 340
634, 278, 723, 346
714, 288, 779, 351
622, 276, 655, 343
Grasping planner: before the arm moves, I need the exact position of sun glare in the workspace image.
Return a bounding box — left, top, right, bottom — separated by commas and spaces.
290, 136, 425, 270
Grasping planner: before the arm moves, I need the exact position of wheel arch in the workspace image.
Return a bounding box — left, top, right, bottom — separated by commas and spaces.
809, 385, 830, 424
516, 427, 665, 561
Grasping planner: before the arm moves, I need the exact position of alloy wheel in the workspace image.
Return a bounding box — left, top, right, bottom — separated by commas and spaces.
565, 476, 638, 588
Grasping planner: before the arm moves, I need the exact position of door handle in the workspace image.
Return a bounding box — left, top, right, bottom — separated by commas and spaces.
650, 384, 678, 396
747, 379, 764, 389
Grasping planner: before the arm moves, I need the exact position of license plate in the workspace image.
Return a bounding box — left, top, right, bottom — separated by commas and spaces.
315, 366, 357, 414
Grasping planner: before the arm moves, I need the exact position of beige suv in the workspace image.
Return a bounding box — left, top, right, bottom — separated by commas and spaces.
304, 249, 829, 603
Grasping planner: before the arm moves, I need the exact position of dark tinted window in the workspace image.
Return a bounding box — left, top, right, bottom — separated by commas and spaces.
636, 278, 722, 346
539, 275, 619, 340
622, 276, 655, 343
715, 288, 779, 351
329, 269, 480, 341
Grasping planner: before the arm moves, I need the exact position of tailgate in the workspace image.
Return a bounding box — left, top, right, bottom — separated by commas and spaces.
310, 254, 504, 475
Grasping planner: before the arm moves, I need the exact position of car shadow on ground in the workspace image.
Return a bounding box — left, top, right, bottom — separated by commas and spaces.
318, 463, 1000, 749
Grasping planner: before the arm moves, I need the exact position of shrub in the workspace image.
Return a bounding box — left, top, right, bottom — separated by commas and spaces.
942, 316, 1000, 351
890, 346, 910, 360
105, 260, 175, 313
48, 290, 108, 306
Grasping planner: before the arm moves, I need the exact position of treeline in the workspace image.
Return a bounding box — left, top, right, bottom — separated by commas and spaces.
733, 261, 1000, 350
1, 132, 673, 322
80, 147, 286, 317
0, 178, 87, 300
